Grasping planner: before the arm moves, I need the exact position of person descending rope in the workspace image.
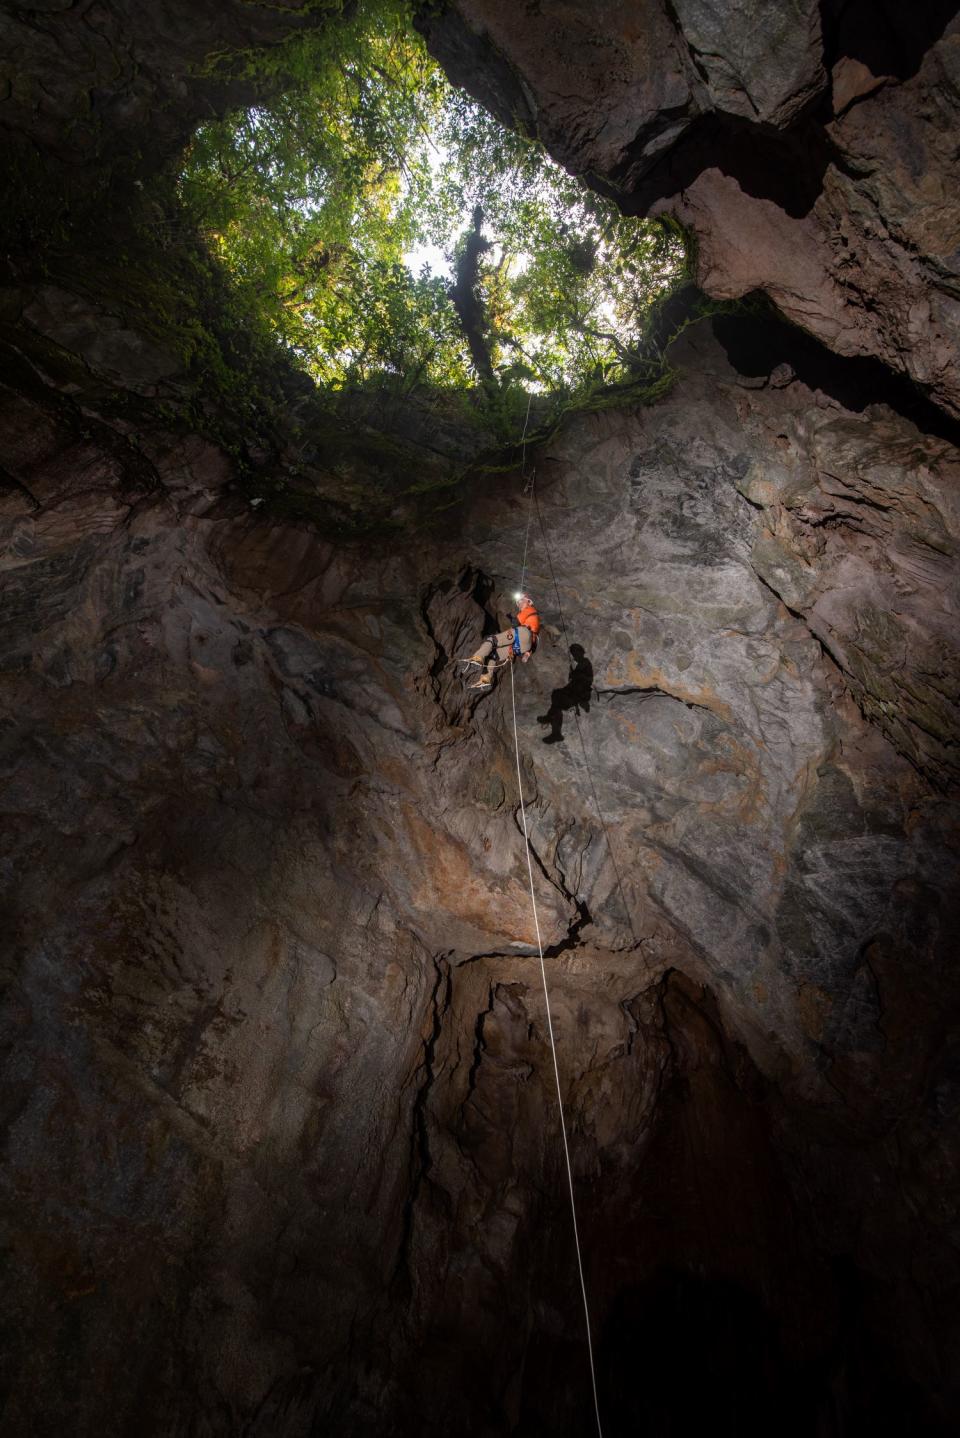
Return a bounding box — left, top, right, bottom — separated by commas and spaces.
461, 590, 541, 691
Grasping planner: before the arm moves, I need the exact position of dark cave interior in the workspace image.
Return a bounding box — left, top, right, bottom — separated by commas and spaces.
1, 3, 959, 1436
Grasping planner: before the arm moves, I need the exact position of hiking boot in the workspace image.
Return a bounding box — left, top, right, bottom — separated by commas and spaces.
460, 654, 486, 667
469, 673, 493, 691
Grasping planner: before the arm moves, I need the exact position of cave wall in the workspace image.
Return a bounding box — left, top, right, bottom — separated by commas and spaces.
2, 302, 958, 1431
0, 0, 335, 249
1, 2, 959, 1435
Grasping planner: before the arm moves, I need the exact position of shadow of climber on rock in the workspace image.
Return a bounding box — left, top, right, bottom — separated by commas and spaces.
537, 644, 593, 743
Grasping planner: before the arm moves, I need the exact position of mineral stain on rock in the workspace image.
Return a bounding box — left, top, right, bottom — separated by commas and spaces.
1, 3, 959, 1437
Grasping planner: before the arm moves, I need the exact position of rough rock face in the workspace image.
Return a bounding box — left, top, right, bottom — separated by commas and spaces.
2, 293, 959, 1432
1, 2, 960, 1437
0, 0, 340, 259
0, 0, 326, 168
420, 2, 960, 419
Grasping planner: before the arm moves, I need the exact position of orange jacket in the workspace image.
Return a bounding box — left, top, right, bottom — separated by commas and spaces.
517, 600, 540, 635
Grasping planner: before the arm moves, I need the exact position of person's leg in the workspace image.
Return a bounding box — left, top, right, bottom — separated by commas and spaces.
537, 688, 564, 742
486, 629, 513, 675
469, 632, 501, 688
469, 630, 511, 687
467, 635, 495, 666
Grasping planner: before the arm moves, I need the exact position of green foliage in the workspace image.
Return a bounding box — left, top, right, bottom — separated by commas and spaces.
423, 94, 687, 392
178, 0, 688, 423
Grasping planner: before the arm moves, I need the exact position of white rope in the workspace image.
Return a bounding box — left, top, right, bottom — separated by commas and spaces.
508, 657, 604, 1438
520, 481, 535, 597
519, 393, 535, 595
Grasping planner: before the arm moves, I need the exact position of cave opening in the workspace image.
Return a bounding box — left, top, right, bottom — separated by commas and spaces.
1, 2, 958, 1437
176, 0, 687, 425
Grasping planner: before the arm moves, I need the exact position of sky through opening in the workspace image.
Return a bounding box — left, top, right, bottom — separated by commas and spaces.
179, 0, 686, 398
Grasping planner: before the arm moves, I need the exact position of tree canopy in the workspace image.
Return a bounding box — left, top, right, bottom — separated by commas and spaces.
178, 0, 686, 407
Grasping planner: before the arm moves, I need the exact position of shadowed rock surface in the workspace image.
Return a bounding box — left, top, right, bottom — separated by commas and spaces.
1, 2, 959, 1436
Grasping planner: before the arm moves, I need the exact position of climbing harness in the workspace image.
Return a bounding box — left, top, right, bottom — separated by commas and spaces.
509, 396, 605, 1438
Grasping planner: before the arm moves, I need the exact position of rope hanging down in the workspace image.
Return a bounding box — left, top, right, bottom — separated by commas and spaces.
519, 391, 535, 596
508, 656, 604, 1438
532, 484, 645, 952
520, 452, 644, 956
